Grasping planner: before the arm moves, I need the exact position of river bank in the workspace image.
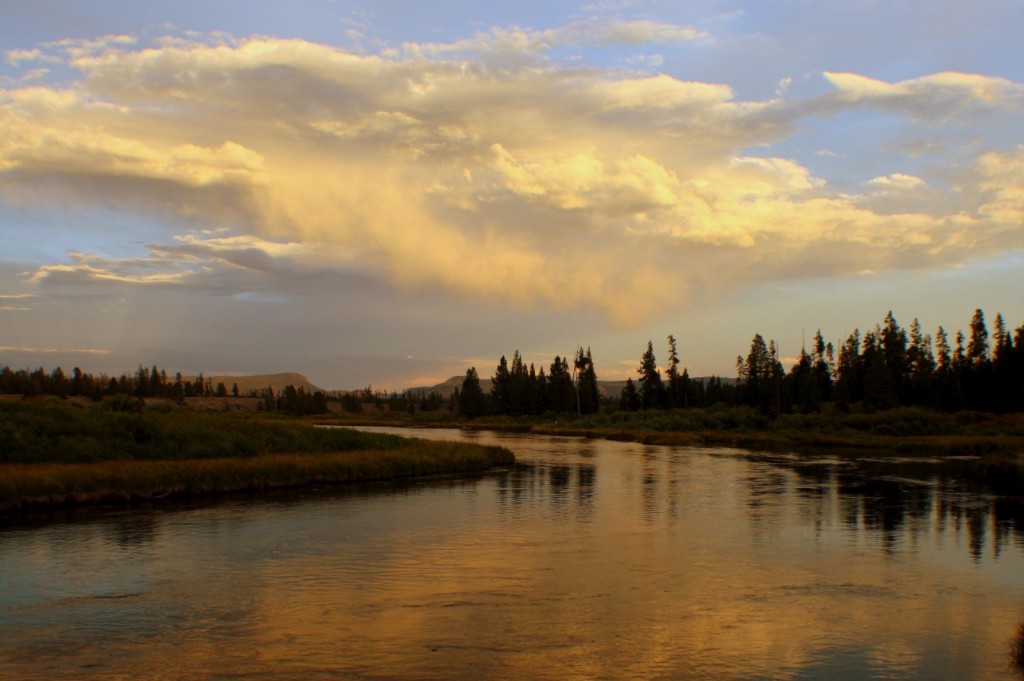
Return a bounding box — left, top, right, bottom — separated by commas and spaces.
0, 444, 515, 514
0, 400, 514, 513
326, 405, 1024, 492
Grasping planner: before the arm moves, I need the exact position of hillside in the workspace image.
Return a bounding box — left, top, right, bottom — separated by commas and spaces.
193, 373, 326, 395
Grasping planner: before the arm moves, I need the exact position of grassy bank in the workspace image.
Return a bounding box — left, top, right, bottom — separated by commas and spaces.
0, 399, 514, 513
0, 397, 419, 463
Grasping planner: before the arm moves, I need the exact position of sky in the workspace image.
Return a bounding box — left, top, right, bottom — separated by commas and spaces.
1, 0, 1022, 391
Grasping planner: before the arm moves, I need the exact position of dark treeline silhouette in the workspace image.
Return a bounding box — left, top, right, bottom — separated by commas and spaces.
619, 308, 1023, 416
0, 364, 211, 401
5, 308, 1021, 419
618, 335, 736, 412
457, 347, 600, 418
340, 386, 448, 415
738, 309, 1024, 415
0, 364, 338, 415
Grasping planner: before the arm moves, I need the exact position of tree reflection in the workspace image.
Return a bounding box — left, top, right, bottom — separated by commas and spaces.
641, 464, 659, 523
732, 450, 1024, 561
576, 464, 596, 522
992, 495, 1024, 559
1013, 622, 1024, 677
549, 465, 571, 520
742, 465, 788, 533
860, 478, 912, 555
106, 512, 160, 548
496, 463, 597, 524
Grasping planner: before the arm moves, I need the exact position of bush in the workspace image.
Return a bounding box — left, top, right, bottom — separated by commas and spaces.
102, 394, 144, 413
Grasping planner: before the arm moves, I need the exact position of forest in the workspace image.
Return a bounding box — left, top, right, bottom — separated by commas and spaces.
2, 308, 1022, 419
456, 308, 1024, 418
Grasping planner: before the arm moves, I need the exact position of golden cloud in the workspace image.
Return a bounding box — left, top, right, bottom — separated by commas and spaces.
2, 35, 1023, 324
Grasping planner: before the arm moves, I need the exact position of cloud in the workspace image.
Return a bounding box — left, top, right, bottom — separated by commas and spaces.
0, 293, 36, 311
0, 345, 110, 355
27, 230, 348, 299
29, 252, 193, 288
973, 145, 1024, 225
867, 173, 926, 190
775, 76, 792, 97
403, 18, 707, 58
821, 71, 1024, 121
2, 33, 1023, 325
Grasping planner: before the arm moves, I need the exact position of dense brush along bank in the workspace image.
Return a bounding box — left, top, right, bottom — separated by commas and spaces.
0, 399, 515, 513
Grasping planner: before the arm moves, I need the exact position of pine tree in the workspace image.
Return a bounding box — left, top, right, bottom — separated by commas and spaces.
834, 330, 861, 406
665, 335, 683, 408
811, 329, 832, 404
619, 378, 640, 411
992, 314, 1015, 413
459, 367, 486, 418
880, 311, 909, 397
788, 348, 817, 412
536, 366, 549, 414
135, 365, 150, 397
638, 341, 663, 409
491, 355, 511, 415
576, 347, 600, 415
1013, 322, 1024, 411
740, 334, 775, 410
509, 350, 529, 415
768, 339, 784, 416
526, 363, 540, 416
50, 367, 69, 398
906, 318, 935, 406
967, 309, 989, 365
862, 344, 897, 411
548, 356, 575, 413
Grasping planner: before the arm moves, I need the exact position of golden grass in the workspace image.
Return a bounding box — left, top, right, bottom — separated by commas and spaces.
0, 442, 515, 512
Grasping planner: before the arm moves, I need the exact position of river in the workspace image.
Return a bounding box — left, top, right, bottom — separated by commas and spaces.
2, 428, 1023, 680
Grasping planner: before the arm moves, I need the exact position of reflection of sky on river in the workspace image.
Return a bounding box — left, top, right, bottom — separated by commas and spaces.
2, 430, 1023, 680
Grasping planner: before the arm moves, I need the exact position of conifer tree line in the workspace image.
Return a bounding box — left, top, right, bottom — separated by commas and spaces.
776, 308, 1024, 415
459, 309, 1024, 417
457, 347, 599, 418
0, 364, 334, 415
4, 308, 1022, 418
720, 308, 1023, 415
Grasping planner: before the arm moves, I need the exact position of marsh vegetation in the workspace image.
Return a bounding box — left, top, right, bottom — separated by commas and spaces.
0, 400, 513, 513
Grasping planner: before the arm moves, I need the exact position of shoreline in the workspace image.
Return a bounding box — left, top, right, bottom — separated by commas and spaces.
334, 416, 1024, 456
331, 411, 1024, 493
0, 444, 516, 515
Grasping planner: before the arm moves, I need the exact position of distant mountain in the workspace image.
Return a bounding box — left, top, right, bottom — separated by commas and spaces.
190, 373, 326, 395
413, 375, 492, 399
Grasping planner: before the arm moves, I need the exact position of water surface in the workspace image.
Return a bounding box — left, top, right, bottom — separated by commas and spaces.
2, 428, 1023, 680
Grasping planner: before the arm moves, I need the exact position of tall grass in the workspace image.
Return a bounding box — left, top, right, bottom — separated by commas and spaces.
0, 441, 515, 512
0, 400, 409, 463
0, 400, 514, 511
